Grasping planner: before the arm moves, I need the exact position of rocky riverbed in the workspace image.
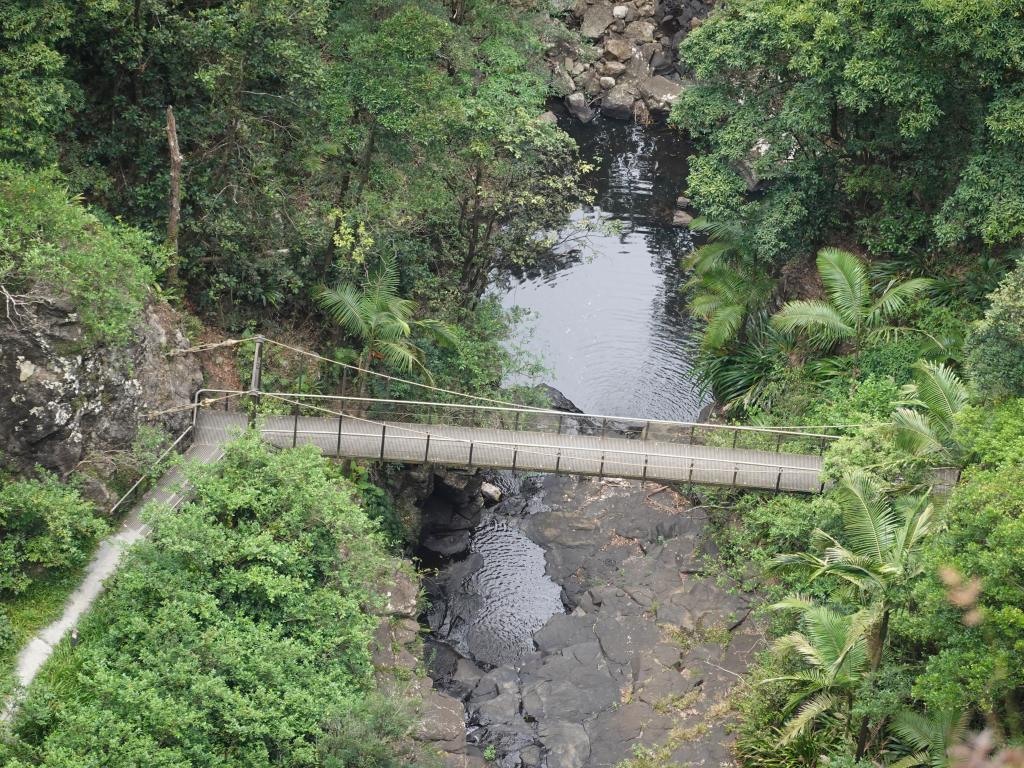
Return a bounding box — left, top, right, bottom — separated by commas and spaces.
413, 466, 764, 768
549, 0, 714, 123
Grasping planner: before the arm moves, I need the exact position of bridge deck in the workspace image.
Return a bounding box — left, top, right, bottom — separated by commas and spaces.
196, 412, 823, 493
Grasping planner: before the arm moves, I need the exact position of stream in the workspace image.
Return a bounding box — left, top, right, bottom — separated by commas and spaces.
498, 117, 705, 421
417, 119, 752, 768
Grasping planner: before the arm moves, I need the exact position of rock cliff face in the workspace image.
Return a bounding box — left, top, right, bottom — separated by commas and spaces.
0, 296, 202, 505
551, 0, 714, 121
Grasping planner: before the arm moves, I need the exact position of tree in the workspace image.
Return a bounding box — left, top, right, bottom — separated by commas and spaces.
672, 0, 1024, 266
767, 597, 873, 744
964, 258, 1024, 401
772, 472, 936, 757
314, 257, 456, 398
686, 218, 775, 350
772, 248, 932, 354
892, 361, 969, 463
888, 709, 968, 768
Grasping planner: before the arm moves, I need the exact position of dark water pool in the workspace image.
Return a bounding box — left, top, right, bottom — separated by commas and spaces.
498, 118, 706, 422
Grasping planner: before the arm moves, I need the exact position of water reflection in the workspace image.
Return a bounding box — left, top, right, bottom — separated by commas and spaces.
499, 119, 706, 422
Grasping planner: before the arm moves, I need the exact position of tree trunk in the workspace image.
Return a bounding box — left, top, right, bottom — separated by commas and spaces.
855, 608, 891, 759
165, 105, 183, 285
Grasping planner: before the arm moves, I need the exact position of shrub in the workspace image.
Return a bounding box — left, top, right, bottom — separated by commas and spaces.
0, 607, 14, 656
964, 260, 1024, 400
0, 162, 161, 344
0, 472, 107, 597
4, 435, 415, 766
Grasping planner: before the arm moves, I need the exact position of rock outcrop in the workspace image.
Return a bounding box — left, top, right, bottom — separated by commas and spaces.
426, 473, 761, 767
550, 0, 713, 121
0, 295, 202, 506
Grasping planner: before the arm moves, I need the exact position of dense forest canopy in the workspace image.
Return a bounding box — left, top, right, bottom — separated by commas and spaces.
2, 0, 1024, 766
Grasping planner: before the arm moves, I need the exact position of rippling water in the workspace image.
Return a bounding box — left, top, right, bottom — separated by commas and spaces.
428, 516, 564, 667
499, 119, 706, 421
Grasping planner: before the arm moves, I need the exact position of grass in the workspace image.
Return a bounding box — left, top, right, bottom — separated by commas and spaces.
0, 564, 87, 697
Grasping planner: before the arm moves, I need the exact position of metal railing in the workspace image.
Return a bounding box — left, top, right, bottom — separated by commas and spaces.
189, 390, 827, 493
192, 389, 841, 456
108, 424, 195, 517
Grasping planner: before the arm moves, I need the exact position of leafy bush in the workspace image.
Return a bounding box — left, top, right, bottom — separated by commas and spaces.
0, 162, 160, 344
957, 399, 1024, 468
3, 435, 416, 766
905, 462, 1024, 716
0, 472, 107, 597
0, 607, 14, 656
965, 260, 1024, 400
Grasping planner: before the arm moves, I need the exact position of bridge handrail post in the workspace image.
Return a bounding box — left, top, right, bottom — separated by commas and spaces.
292, 404, 299, 448
424, 433, 431, 463
555, 450, 562, 474
642, 421, 650, 441
598, 452, 605, 479
557, 414, 564, 435
248, 335, 264, 427
379, 425, 387, 460
775, 432, 783, 453
467, 441, 474, 469
775, 467, 783, 493
336, 412, 344, 455
731, 429, 739, 449
512, 447, 518, 474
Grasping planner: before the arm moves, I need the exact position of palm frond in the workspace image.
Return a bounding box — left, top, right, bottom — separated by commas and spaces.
772, 300, 855, 349
780, 692, 843, 744
892, 407, 946, 458
414, 317, 459, 348
374, 339, 424, 373
870, 277, 934, 325
817, 247, 869, 327
906, 361, 968, 432
834, 472, 898, 563
315, 283, 369, 338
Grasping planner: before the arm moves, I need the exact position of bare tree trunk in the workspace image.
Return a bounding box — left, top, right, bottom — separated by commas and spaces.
165, 106, 183, 285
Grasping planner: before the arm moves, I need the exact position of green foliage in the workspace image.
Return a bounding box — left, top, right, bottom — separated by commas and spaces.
887, 708, 968, 768
673, 0, 1024, 263
956, 399, 1024, 469
0, 606, 13, 656
686, 218, 775, 350
315, 256, 457, 386
0, 472, 106, 597
0, 162, 158, 343
964, 258, 1024, 401
905, 461, 1024, 718
0, 1, 74, 164
772, 249, 933, 353
3, 435, 414, 766
891, 361, 968, 463
768, 598, 872, 744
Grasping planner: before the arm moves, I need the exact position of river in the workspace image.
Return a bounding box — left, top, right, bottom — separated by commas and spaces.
498, 117, 706, 422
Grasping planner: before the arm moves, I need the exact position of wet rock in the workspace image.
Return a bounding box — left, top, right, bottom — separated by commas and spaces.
481, 481, 503, 504
600, 83, 638, 120
565, 92, 597, 123
451, 658, 486, 700
639, 74, 684, 111
672, 209, 694, 226
534, 614, 596, 652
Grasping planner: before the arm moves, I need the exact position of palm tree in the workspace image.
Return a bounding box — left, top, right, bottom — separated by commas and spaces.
686, 218, 774, 350
772, 248, 933, 353
888, 709, 968, 768
767, 596, 873, 744
772, 472, 936, 758
314, 257, 457, 400
892, 361, 969, 462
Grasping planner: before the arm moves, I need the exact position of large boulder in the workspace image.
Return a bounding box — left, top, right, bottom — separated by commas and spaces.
565, 92, 597, 123
581, 2, 615, 38
639, 74, 684, 111
0, 295, 202, 503
600, 83, 638, 120
624, 19, 657, 40
603, 36, 634, 62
